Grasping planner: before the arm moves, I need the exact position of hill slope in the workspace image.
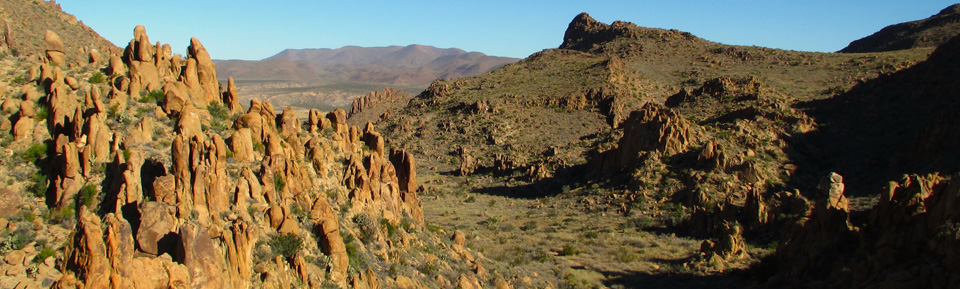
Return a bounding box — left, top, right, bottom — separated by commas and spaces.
840, 3, 960, 52
0, 0, 118, 61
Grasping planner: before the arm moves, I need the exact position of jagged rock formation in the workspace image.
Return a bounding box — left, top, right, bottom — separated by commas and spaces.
590, 103, 697, 174
346, 88, 412, 126
840, 4, 960, 53
765, 173, 960, 288
0, 18, 483, 288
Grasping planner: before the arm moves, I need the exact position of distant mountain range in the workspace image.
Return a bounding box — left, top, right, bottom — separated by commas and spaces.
215, 44, 520, 86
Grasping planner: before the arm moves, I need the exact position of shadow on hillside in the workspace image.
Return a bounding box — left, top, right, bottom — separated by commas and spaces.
599, 268, 749, 289
783, 38, 960, 197
468, 163, 596, 199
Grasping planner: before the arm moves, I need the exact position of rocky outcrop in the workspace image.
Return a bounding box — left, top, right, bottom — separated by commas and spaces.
222, 77, 242, 114
591, 103, 697, 174
349, 88, 411, 117
666, 77, 762, 106
188, 37, 220, 106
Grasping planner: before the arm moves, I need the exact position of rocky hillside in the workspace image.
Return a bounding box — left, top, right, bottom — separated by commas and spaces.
372, 12, 928, 192
357, 8, 960, 289
0, 0, 119, 63
840, 3, 960, 52
0, 17, 506, 289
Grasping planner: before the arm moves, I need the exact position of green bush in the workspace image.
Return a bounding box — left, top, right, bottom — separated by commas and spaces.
34, 246, 56, 263
559, 244, 580, 256
35, 105, 49, 120
273, 172, 285, 193
418, 260, 438, 276
268, 233, 303, 259
380, 218, 397, 239
9, 75, 28, 86
22, 142, 47, 164
80, 184, 98, 208
45, 203, 74, 224
88, 72, 106, 84
28, 171, 48, 199
139, 89, 165, 103
207, 101, 230, 121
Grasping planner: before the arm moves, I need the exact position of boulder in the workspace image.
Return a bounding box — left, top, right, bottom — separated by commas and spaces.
229, 128, 255, 162
136, 202, 179, 255
44, 30, 66, 65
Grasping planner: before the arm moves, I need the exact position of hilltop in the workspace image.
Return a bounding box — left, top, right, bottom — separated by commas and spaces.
840, 3, 960, 52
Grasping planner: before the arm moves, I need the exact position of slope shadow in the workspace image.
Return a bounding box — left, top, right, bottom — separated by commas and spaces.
600, 268, 750, 289
784, 36, 960, 197
468, 163, 593, 199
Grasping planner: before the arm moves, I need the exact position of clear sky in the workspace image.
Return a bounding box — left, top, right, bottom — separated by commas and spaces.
58, 1, 958, 60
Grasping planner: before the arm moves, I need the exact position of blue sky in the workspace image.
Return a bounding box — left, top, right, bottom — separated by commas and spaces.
58, 1, 958, 60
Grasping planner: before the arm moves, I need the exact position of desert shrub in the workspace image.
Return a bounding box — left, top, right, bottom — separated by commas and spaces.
35, 105, 49, 121
464, 195, 476, 203
45, 203, 74, 224
35, 245, 56, 263
521, 220, 539, 231
619, 216, 654, 231
399, 217, 415, 233
107, 104, 120, 119
480, 216, 500, 231
418, 260, 438, 276
88, 72, 105, 84
207, 101, 230, 121
289, 203, 308, 222
533, 250, 551, 262
79, 184, 98, 208
22, 142, 47, 164
380, 218, 397, 239
139, 89, 165, 103
560, 244, 580, 256
273, 172, 285, 193
616, 252, 639, 263
353, 214, 376, 243
253, 141, 265, 154
660, 203, 690, 227
28, 171, 48, 199
0, 227, 35, 253
268, 233, 303, 259
9, 75, 28, 86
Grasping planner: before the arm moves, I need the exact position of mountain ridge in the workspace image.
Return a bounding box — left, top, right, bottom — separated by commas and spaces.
216, 44, 519, 86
